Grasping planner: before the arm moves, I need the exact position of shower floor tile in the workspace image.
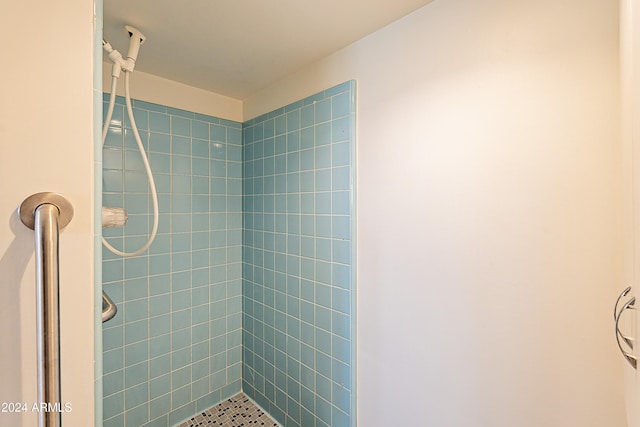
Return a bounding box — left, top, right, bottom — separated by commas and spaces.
176, 393, 279, 427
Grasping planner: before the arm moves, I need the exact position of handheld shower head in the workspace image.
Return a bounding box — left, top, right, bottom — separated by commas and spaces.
124, 25, 146, 65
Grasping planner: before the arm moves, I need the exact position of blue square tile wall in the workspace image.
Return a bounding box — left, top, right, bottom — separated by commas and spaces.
242, 81, 356, 427
102, 80, 356, 427
102, 95, 243, 427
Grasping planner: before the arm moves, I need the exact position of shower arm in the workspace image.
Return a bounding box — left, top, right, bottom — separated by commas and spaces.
102, 40, 124, 78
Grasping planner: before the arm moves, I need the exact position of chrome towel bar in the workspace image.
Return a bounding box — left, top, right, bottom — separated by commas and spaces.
19, 192, 73, 427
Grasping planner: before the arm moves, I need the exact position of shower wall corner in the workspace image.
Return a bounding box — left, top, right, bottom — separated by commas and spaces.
241, 80, 357, 427
99, 72, 356, 426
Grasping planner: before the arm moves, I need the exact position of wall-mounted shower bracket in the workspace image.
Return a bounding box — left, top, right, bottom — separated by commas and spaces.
103, 25, 146, 75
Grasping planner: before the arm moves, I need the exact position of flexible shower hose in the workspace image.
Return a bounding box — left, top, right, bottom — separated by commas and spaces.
101, 71, 159, 257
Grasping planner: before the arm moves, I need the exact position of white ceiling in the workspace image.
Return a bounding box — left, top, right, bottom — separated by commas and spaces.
103, 0, 434, 100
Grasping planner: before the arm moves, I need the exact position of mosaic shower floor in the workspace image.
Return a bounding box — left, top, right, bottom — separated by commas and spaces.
176, 393, 279, 427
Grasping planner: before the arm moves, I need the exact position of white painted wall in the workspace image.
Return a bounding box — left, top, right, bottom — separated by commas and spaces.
246, 0, 626, 425
102, 63, 243, 122
0, 1, 96, 426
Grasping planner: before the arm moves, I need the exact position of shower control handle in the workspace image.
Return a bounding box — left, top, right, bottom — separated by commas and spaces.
102, 291, 117, 323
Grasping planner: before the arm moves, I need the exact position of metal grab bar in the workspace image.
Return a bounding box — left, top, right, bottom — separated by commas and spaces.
19, 193, 73, 427
102, 291, 117, 323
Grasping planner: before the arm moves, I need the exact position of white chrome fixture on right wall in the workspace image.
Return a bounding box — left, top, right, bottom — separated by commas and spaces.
615, 286, 636, 369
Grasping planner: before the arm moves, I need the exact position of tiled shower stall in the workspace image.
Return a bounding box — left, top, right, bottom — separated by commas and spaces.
101, 81, 356, 427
